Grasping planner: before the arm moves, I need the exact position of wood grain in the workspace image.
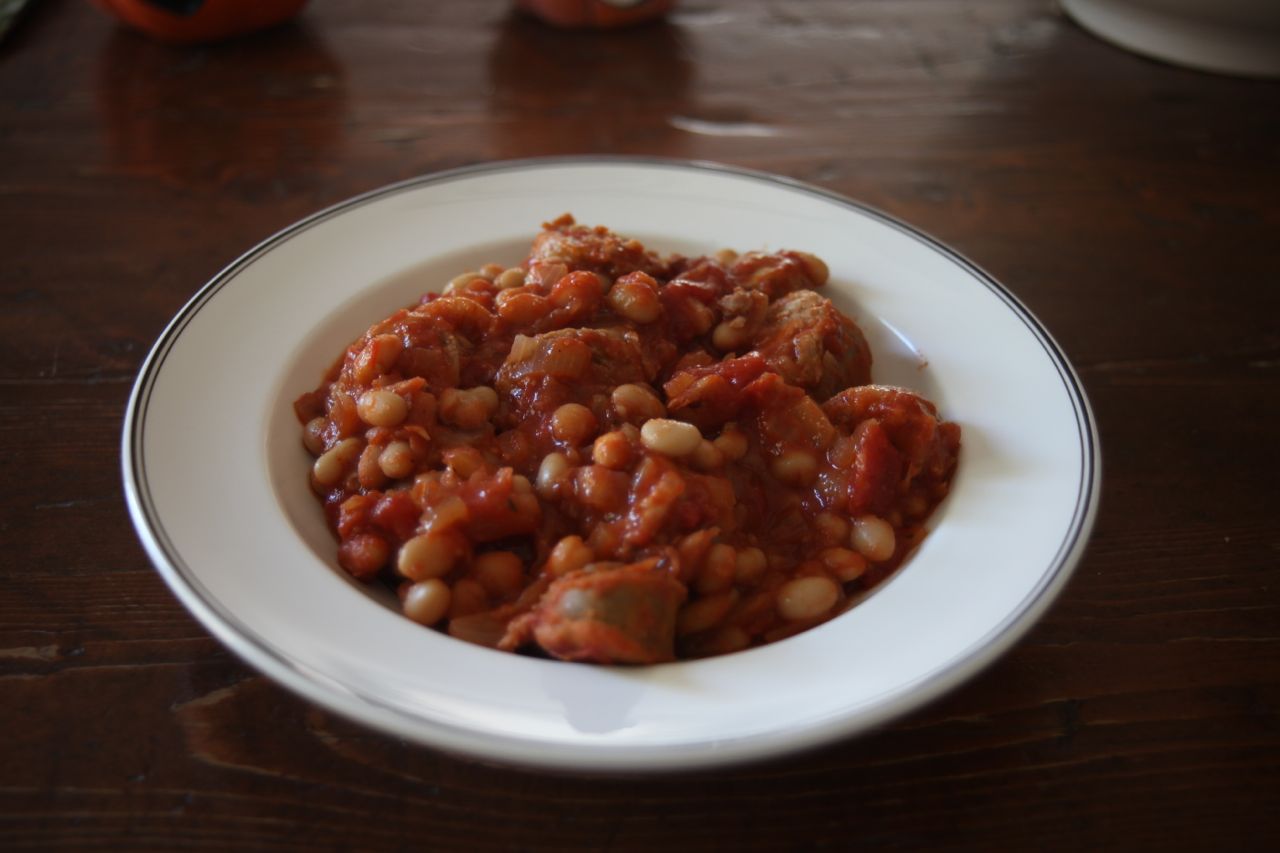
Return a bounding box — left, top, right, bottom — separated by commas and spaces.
1, 0, 1277, 849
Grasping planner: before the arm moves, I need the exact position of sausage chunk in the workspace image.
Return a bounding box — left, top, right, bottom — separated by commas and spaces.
501, 559, 687, 664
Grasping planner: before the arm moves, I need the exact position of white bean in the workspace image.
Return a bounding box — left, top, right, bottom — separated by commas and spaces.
793, 251, 830, 285
445, 271, 482, 294
378, 441, 415, 479
302, 417, 327, 456
312, 437, 362, 487
691, 439, 725, 471
611, 383, 666, 422
592, 430, 632, 469
711, 318, 750, 352
472, 551, 525, 598
440, 386, 499, 429
713, 427, 748, 460
536, 451, 570, 497
545, 535, 593, 577
403, 579, 451, 625
851, 515, 896, 562
677, 590, 736, 636
494, 267, 526, 290
813, 512, 850, 544
770, 449, 818, 485
776, 576, 839, 622
356, 389, 408, 427
357, 443, 386, 489
397, 532, 461, 581
373, 438, 414, 479
696, 544, 737, 594
551, 403, 598, 446
640, 418, 702, 457
818, 547, 868, 582
449, 577, 490, 618
443, 446, 485, 479
607, 278, 661, 324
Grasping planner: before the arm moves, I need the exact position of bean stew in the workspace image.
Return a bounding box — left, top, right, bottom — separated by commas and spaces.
294, 216, 960, 663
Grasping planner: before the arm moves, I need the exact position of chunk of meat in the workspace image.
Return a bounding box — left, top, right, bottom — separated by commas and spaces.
350, 307, 475, 392
751, 290, 872, 400
665, 360, 840, 451
823, 385, 960, 486
410, 295, 495, 342
529, 214, 667, 280
497, 327, 650, 395
711, 287, 769, 351
619, 455, 687, 548
663, 353, 769, 431
495, 327, 652, 437
817, 385, 961, 516
500, 558, 688, 664
743, 372, 838, 455
728, 249, 828, 299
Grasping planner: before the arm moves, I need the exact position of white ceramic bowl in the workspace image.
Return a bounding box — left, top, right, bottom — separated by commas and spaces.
1062, 0, 1280, 77
122, 158, 1100, 772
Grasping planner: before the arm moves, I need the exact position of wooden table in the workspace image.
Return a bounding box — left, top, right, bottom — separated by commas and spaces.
3, 1, 1277, 849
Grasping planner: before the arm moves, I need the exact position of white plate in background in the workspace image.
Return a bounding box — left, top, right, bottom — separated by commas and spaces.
1063, 0, 1280, 78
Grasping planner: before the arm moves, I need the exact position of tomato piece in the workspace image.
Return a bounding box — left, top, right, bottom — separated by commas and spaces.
849, 420, 903, 516
369, 490, 420, 541
459, 469, 541, 542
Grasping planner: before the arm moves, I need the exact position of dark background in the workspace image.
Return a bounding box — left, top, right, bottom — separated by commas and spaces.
2, 1, 1277, 849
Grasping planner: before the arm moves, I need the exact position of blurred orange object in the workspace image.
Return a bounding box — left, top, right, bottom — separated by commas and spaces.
93, 0, 309, 44
517, 0, 673, 29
